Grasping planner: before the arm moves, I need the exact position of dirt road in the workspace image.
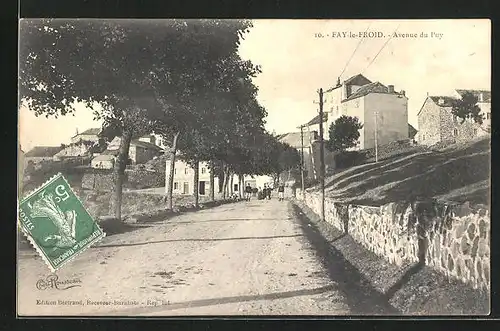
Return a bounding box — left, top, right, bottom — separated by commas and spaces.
18, 198, 373, 316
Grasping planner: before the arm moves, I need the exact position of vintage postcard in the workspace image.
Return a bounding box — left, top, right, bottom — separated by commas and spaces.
17, 19, 490, 316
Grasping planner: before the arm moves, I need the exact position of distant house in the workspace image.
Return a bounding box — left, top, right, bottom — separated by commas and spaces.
454, 89, 491, 132
165, 157, 271, 196
91, 154, 115, 169
24, 146, 64, 162
70, 128, 101, 144
417, 93, 489, 146
99, 137, 164, 165
166, 158, 214, 196
277, 131, 318, 181
139, 133, 168, 149
304, 73, 409, 150
53, 141, 99, 160
408, 124, 418, 141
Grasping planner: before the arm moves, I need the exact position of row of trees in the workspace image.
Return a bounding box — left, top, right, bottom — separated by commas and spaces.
19, 19, 299, 220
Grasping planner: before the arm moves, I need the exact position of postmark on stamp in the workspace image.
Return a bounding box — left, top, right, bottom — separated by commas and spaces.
18, 173, 105, 272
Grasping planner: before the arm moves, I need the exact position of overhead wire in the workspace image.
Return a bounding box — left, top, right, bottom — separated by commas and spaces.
339, 21, 374, 79
361, 22, 401, 75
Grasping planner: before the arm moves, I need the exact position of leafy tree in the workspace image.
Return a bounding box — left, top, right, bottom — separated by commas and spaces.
19, 19, 252, 219
327, 115, 364, 152
173, 57, 265, 202
276, 142, 301, 183
451, 91, 484, 125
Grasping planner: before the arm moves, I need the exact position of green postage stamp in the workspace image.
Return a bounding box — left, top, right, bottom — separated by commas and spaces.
18, 173, 105, 272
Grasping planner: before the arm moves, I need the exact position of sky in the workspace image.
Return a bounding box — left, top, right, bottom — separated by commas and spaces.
19, 19, 490, 152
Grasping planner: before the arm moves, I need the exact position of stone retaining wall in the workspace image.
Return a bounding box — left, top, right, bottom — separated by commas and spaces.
296, 189, 490, 291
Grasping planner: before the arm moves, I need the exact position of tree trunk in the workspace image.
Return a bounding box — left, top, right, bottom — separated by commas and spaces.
209, 159, 215, 202
230, 173, 234, 195
166, 132, 180, 210
227, 170, 232, 196
193, 160, 199, 208
238, 174, 243, 198
111, 129, 133, 220
222, 164, 228, 199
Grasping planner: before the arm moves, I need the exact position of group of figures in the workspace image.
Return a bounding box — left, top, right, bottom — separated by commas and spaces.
243, 183, 286, 201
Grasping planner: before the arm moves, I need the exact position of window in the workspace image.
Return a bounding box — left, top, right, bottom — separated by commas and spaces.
174, 168, 176, 174
453, 128, 458, 136
487, 113, 491, 120
174, 182, 178, 190
473, 128, 478, 135
453, 115, 457, 123
201, 167, 206, 174
184, 168, 188, 174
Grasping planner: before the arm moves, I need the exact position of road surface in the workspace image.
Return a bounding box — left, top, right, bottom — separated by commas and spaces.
17, 198, 384, 316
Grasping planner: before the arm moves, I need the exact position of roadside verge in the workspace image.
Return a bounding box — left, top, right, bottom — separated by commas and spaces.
291, 199, 490, 315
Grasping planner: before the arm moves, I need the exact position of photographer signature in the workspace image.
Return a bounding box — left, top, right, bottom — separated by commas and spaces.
36, 274, 82, 290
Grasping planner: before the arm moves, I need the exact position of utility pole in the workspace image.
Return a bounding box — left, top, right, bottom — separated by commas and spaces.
374, 111, 379, 163
318, 88, 325, 222
300, 125, 305, 193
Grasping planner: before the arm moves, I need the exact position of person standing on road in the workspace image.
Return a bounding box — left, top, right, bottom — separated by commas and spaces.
278, 183, 285, 201
245, 184, 252, 201
267, 184, 272, 200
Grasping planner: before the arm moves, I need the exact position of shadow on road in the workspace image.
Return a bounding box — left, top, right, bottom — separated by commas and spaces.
86, 284, 339, 316
94, 234, 303, 248
290, 203, 401, 316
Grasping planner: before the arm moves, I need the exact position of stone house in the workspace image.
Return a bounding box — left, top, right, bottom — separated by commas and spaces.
138, 133, 169, 149
90, 154, 115, 169
417, 93, 489, 146
304, 74, 409, 150
70, 128, 101, 144
24, 146, 64, 162
100, 137, 164, 165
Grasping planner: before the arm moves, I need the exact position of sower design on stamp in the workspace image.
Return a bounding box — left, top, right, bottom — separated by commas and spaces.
18, 173, 105, 272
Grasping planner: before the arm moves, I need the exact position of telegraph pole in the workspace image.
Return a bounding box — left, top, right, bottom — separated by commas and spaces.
300, 125, 305, 193
374, 111, 379, 163
318, 88, 325, 222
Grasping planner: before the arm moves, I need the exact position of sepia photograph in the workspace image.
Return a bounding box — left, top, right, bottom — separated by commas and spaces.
17, 19, 490, 316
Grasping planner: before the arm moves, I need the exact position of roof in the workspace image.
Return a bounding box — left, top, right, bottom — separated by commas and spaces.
429, 96, 457, 107
25, 146, 63, 157
277, 131, 318, 148
92, 154, 115, 162
455, 89, 491, 103
344, 74, 372, 86
131, 139, 163, 151
408, 123, 418, 139
416, 96, 456, 117
301, 112, 328, 127
73, 128, 101, 137
342, 81, 389, 102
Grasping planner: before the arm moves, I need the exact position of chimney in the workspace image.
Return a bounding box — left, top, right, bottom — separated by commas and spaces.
479, 92, 483, 102
337, 77, 341, 86
388, 85, 394, 93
